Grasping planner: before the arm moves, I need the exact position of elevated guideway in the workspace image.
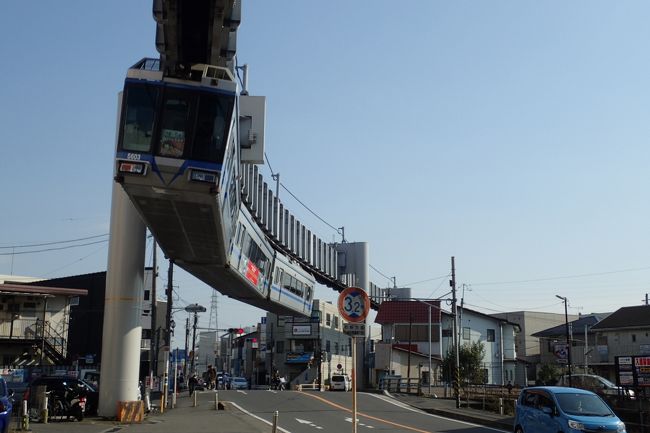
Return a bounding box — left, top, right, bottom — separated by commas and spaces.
137, 0, 384, 309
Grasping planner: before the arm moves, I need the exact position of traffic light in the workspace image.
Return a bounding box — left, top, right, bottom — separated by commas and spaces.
227, 328, 244, 334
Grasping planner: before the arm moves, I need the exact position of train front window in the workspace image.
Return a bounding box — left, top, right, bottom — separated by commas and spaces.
192, 94, 234, 163
121, 85, 158, 152
158, 91, 191, 158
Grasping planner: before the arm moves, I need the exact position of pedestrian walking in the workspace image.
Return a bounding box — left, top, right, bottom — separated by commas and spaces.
189, 373, 198, 396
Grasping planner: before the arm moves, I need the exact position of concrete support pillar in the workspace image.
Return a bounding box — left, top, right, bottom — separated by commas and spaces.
98, 181, 146, 417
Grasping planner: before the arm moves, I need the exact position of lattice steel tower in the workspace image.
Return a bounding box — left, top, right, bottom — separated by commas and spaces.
208, 291, 219, 331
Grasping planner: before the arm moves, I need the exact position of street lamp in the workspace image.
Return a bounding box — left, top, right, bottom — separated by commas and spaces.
185, 303, 207, 374
555, 295, 572, 387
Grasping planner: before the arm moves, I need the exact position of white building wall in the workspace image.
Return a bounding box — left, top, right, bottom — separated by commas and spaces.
442, 310, 517, 386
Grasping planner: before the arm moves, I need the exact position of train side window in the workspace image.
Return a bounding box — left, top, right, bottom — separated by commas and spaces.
306, 285, 312, 301
121, 85, 158, 152
282, 272, 292, 292
274, 268, 283, 285
241, 232, 252, 258
158, 90, 191, 158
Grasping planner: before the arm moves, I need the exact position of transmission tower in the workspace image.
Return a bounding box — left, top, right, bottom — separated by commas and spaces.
208, 291, 219, 331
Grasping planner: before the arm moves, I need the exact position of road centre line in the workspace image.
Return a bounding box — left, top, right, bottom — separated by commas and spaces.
300, 391, 430, 433
230, 401, 292, 433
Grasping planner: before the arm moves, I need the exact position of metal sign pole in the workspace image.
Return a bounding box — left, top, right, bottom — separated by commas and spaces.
352, 336, 357, 433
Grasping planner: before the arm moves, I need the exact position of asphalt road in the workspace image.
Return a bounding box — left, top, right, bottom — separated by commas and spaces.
25, 390, 510, 433
223, 389, 509, 433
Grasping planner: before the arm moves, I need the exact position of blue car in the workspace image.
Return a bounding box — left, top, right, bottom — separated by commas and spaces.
515, 386, 626, 433
0, 378, 14, 433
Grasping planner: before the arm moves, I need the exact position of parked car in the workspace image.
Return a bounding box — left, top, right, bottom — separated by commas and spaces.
26, 376, 98, 417
0, 378, 14, 433
80, 370, 99, 389
514, 386, 626, 433
330, 374, 351, 391
230, 377, 248, 390
556, 374, 635, 400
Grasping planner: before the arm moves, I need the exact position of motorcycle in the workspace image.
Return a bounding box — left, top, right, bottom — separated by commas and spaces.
46, 387, 86, 421
272, 377, 287, 391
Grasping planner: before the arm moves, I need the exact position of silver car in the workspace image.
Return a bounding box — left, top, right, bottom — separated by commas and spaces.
556, 374, 634, 400
230, 377, 248, 390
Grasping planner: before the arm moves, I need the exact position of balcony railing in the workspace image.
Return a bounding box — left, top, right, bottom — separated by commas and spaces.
0, 318, 66, 360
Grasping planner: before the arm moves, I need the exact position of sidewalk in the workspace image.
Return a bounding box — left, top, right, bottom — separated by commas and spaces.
387, 392, 515, 431
21, 391, 268, 433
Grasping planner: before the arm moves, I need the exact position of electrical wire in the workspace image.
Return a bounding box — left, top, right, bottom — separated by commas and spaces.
0, 233, 109, 249
40, 244, 108, 277
468, 289, 565, 312
0, 239, 109, 256
369, 264, 393, 285
403, 273, 450, 287
264, 152, 342, 237
470, 266, 650, 286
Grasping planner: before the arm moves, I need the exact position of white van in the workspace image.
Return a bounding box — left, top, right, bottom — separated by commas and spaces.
330, 374, 351, 391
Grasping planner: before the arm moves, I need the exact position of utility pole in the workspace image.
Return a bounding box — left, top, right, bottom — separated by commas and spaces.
556, 295, 572, 387
407, 315, 412, 383
184, 316, 190, 377
151, 241, 158, 377
163, 259, 174, 408
451, 256, 460, 409
191, 311, 198, 373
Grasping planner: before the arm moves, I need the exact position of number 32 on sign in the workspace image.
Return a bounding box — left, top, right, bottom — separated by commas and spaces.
338, 287, 370, 323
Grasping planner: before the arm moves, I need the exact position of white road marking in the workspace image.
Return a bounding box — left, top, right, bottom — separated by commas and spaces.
236, 390, 248, 395
365, 393, 509, 433
268, 389, 278, 394
230, 402, 292, 433
345, 417, 374, 428
296, 417, 325, 429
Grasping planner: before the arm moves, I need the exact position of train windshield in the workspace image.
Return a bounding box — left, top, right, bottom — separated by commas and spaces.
119, 82, 234, 164
122, 85, 159, 152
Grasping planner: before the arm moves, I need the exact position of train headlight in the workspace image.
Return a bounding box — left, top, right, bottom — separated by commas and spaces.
190, 169, 218, 184
118, 161, 147, 175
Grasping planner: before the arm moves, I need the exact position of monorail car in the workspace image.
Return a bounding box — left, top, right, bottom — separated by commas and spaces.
114, 58, 314, 316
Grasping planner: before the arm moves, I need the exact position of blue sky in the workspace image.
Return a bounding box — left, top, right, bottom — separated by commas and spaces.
2, 1, 650, 344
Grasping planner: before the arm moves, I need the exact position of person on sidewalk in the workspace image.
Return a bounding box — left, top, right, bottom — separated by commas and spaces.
189, 373, 198, 396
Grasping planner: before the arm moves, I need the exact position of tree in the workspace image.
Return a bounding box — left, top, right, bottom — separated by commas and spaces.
442, 341, 486, 384
537, 364, 561, 385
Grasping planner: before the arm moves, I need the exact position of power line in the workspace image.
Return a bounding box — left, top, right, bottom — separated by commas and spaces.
369, 264, 393, 285
40, 244, 108, 277
264, 152, 342, 236
0, 239, 109, 256
0, 233, 109, 249
403, 273, 450, 287
470, 266, 650, 286
279, 183, 341, 234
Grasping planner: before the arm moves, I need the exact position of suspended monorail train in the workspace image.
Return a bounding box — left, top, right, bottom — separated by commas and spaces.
114, 58, 314, 316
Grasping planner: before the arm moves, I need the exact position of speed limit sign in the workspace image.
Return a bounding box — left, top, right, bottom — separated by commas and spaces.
338, 287, 370, 323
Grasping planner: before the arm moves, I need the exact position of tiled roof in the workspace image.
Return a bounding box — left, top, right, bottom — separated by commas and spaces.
532, 314, 607, 338
375, 300, 441, 324
591, 305, 650, 330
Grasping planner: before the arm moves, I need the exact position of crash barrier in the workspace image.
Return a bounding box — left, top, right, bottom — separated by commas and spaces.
379, 378, 421, 395
116, 400, 144, 423
296, 383, 322, 391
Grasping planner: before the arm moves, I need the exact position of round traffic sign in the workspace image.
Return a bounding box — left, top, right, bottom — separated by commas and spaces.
338, 287, 370, 323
